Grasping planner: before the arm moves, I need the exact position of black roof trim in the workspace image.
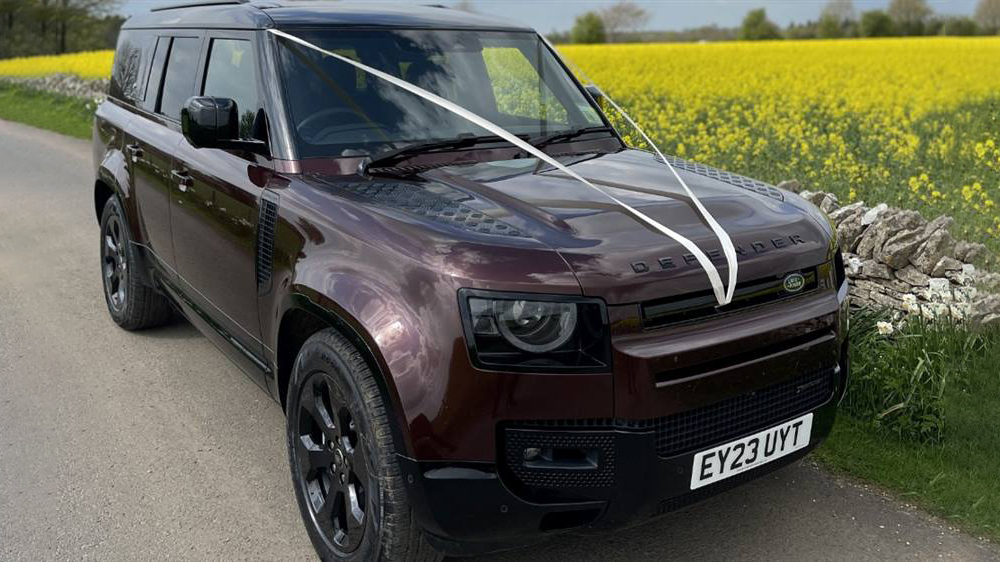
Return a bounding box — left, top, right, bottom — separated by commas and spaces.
151, 0, 248, 12
123, 1, 531, 32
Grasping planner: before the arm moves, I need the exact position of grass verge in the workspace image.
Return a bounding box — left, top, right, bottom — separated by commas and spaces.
816, 318, 1000, 542
0, 82, 93, 139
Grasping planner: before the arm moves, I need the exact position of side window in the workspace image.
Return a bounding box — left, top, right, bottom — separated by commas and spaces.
157, 37, 202, 121
202, 38, 260, 140
138, 37, 169, 113
110, 30, 155, 104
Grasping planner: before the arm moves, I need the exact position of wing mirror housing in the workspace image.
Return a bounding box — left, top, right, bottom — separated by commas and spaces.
584, 84, 605, 105
181, 96, 269, 156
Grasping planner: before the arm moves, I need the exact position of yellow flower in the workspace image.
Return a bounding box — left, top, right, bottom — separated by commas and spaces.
0, 50, 112, 79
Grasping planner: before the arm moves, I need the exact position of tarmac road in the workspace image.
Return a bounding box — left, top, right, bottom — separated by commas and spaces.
0, 118, 996, 562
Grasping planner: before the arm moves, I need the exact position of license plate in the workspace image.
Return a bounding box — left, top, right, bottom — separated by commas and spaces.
690, 413, 813, 490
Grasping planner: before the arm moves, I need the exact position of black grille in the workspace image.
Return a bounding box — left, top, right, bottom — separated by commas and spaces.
503, 430, 616, 490
660, 155, 784, 201
642, 267, 819, 328
256, 192, 279, 295
654, 368, 833, 458
512, 368, 834, 464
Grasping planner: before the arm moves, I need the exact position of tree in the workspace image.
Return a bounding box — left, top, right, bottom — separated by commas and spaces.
818, 0, 856, 38
976, 0, 1000, 34
786, 21, 819, 39
859, 10, 896, 37
818, 17, 846, 38
821, 0, 856, 25
739, 8, 782, 40
55, 0, 119, 53
888, 0, 932, 35
941, 16, 978, 36
570, 11, 606, 44
599, 0, 650, 42
0, 0, 119, 57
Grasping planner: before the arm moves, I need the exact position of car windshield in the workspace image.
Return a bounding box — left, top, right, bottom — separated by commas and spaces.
273, 28, 607, 159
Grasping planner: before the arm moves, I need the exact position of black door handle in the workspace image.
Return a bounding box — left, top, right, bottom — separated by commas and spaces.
171, 170, 194, 191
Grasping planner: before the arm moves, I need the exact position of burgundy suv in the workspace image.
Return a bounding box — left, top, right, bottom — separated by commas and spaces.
93, 1, 849, 560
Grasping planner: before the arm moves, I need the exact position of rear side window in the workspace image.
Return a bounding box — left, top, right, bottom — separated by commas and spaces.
158, 37, 202, 121
202, 39, 259, 139
138, 37, 169, 113
110, 30, 155, 103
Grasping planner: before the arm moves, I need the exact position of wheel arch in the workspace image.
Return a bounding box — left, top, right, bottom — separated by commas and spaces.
275, 292, 413, 457
94, 178, 115, 224
94, 146, 143, 241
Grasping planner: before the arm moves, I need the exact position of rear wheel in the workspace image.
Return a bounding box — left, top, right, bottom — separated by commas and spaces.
286, 329, 441, 562
99, 197, 172, 330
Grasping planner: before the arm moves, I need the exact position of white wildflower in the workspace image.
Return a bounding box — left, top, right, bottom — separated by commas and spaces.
876, 321, 894, 336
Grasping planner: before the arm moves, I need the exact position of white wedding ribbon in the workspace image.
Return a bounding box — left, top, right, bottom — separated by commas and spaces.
596, 94, 739, 305
270, 29, 737, 306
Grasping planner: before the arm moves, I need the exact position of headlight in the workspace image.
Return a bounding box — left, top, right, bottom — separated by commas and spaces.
459, 289, 611, 373
494, 299, 577, 353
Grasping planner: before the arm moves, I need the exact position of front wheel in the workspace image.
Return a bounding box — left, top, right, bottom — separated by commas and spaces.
286, 329, 441, 562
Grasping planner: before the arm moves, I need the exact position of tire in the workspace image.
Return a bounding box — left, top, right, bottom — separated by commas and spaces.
99, 196, 172, 330
286, 329, 441, 562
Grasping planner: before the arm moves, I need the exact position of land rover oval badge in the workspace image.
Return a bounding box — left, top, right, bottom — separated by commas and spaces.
783, 273, 806, 293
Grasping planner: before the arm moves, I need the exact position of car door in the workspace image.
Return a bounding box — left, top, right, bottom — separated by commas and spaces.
124, 34, 193, 275
170, 31, 269, 382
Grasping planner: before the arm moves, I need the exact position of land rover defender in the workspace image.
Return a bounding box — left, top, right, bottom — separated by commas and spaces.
93, 2, 849, 560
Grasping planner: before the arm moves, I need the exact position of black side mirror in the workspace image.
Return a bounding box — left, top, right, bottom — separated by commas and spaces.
584, 84, 605, 105
181, 96, 268, 156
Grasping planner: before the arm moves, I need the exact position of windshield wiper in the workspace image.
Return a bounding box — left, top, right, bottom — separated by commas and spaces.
363, 133, 527, 173
530, 126, 614, 149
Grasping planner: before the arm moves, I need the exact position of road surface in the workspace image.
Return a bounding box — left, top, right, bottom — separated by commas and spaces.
0, 119, 995, 561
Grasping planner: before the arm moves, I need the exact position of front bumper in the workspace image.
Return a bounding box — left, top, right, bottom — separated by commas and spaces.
400, 365, 844, 557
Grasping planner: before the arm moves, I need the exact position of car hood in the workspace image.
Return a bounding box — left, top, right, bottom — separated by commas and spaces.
309, 149, 835, 305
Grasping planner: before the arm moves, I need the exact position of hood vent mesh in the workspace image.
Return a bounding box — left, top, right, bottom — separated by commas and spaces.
320, 179, 530, 238
659, 155, 784, 201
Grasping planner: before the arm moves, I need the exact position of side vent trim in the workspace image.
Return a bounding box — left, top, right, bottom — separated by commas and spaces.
256, 190, 279, 296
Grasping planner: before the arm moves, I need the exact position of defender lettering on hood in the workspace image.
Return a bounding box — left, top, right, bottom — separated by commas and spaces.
631, 234, 810, 274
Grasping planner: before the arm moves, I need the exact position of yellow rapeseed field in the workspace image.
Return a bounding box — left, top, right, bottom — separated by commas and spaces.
558, 38, 1000, 243
2, 39, 999, 245
0, 50, 112, 80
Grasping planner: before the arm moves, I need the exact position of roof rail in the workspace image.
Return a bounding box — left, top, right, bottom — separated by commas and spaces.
151, 0, 249, 12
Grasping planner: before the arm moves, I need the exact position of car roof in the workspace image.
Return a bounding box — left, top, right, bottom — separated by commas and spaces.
122, 1, 534, 32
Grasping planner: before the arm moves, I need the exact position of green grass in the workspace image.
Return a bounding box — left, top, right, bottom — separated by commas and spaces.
816, 321, 1000, 541
0, 82, 93, 139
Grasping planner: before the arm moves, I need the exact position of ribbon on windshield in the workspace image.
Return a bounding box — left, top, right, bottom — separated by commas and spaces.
269, 29, 738, 306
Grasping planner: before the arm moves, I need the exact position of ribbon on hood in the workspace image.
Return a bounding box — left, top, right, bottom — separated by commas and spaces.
269, 29, 739, 306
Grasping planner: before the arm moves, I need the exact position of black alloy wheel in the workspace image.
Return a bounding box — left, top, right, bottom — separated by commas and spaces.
102, 213, 128, 312
295, 372, 371, 553
286, 329, 441, 562
98, 197, 172, 330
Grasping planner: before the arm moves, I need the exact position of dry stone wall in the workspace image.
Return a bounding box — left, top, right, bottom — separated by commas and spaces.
0, 74, 108, 102
778, 180, 1000, 327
